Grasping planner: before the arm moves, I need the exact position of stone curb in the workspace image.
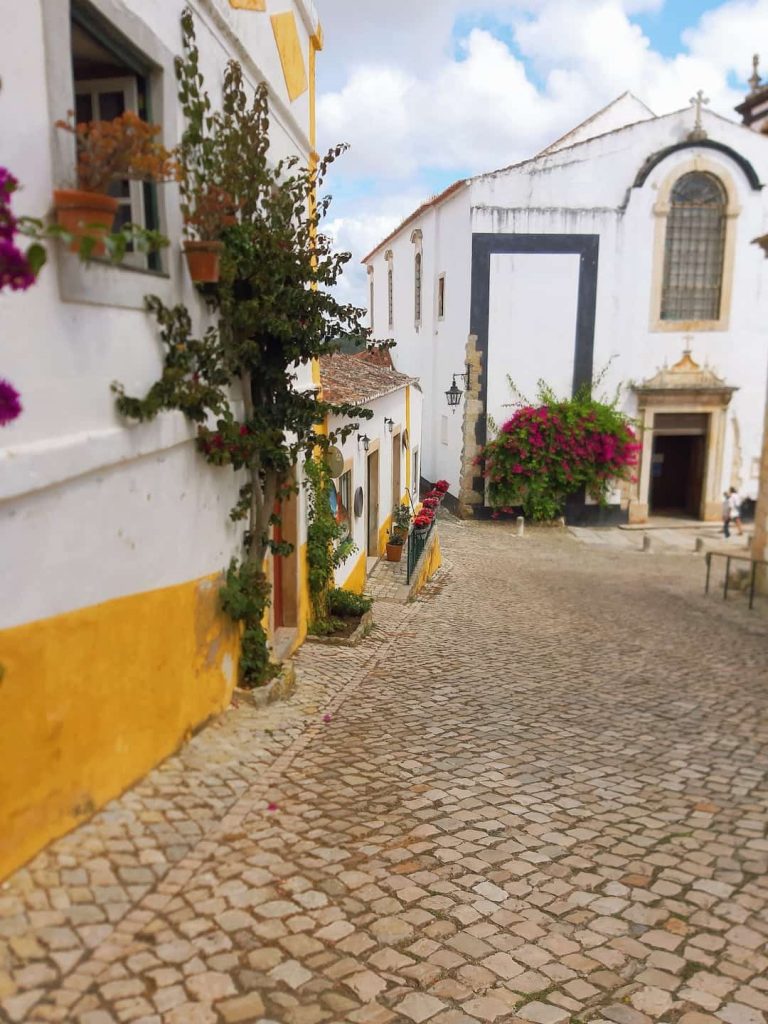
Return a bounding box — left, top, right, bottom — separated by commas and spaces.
304, 609, 374, 647
233, 659, 296, 709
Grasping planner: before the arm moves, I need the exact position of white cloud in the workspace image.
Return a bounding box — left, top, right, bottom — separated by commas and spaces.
317, 0, 765, 306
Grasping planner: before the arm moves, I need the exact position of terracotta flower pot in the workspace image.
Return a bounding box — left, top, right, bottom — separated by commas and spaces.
53, 189, 118, 255
386, 542, 404, 562
183, 240, 224, 283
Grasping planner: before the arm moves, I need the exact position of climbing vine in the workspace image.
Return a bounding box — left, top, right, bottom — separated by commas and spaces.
112, 9, 372, 685
305, 457, 356, 632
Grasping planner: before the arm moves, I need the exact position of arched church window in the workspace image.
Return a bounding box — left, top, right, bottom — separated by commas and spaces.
661, 172, 727, 321
414, 252, 422, 325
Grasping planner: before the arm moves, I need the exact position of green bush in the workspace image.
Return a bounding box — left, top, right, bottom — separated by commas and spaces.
328, 588, 373, 618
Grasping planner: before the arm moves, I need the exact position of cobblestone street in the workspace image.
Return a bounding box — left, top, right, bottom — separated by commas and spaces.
2, 515, 768, 1024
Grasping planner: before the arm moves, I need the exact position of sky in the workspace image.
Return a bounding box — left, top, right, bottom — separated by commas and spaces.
313, 0, 768, 308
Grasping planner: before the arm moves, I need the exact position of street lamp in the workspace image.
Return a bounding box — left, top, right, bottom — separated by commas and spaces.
358, 433, 371, 452
445, 364, 471, 412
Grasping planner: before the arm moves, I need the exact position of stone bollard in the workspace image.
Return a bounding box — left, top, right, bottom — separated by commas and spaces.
642, 533, 652, 553
516, 516, 525, 537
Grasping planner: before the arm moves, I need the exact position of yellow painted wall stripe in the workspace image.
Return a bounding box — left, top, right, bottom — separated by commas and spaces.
0, 574, 239, 881
271, 12, 308, 102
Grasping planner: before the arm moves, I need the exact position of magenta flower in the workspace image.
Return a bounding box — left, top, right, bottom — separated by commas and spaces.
322, 713, 332, 723
266, 801, 278, 812
0, 239, 35, 292
0, 379, 22, 426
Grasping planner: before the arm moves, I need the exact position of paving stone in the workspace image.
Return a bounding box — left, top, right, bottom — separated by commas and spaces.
217, 993, 267, 1022
517, 1003, 570, 1024
2, 517, 768, 1024
396, 992, 447, 1022
716, 1004, 766, 1024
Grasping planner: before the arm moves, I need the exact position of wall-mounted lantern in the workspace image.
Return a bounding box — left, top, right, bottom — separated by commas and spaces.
358, 433, 371, 452
445, 364, 471, 412
384, 417, 394, 433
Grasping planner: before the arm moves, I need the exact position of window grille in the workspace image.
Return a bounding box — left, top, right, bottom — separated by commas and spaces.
661, 172, 726, 321
437, 274, 445, 319
414, 252, 422, 324
388, 266, 393, 328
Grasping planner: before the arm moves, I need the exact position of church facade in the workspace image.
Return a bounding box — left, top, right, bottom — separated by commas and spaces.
363, 91, 768, 524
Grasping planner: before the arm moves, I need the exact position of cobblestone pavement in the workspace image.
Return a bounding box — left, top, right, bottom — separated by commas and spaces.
2, 515, 768, 1024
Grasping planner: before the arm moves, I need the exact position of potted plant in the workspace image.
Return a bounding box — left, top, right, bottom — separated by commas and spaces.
422, 496, 440, 512
413, 512, 432, 537
54, 110, 177, 253
385, 532, 405, 562
434, 479, 450, 494
391, 502, 411, 539
180, 181, 236, 283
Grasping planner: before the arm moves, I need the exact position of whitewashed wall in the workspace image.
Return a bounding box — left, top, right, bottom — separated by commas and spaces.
367, 187, 470, 494
371, 105, 768, 506
0, 0, 317, 629
329, 384, 422, 589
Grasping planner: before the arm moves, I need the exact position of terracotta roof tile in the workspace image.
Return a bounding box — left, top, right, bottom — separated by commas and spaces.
319, 354, 416, 405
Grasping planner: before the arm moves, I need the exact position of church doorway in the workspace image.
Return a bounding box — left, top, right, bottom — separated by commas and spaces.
649, 414, 708, 517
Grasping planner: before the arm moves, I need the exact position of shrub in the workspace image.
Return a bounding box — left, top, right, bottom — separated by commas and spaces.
391, 502, 412, 532
328, 588, 373, 618
478, 382, 640, 521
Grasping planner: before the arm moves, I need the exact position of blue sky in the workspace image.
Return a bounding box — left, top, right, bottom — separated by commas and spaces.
316, 0, 767, 306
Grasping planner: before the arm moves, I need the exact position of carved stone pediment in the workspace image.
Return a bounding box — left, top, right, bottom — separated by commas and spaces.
633, 347, 736, 407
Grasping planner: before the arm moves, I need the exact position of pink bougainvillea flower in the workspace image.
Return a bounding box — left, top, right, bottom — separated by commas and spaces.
322, 713, 332, 723
266, 801, 279, 812
0, 379, 22, 426
0, 239, 35, 292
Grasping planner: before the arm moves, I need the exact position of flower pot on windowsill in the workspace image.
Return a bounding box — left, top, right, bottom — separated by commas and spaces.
386, 540, 404, 562
183, 239, 224, 283
52, 189, 118, 255
413, 525, 430, 538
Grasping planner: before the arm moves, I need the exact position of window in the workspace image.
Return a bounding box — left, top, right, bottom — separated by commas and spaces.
414, 252, 422, 325
410, 229, 423, 328
70, 9, 162, 268
338, 469, 352, 523
387, 266, 394, 329
437, 274, 445, 320
369, 277, 374, 329
412, 447, 419, 496
661, 172, 726, 322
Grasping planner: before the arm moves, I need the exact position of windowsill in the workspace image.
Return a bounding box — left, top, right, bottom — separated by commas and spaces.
57, 246, 174, 310
651, 317, 729, 333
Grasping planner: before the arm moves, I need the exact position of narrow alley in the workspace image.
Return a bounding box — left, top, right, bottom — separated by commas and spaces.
2, 517, 767, 1024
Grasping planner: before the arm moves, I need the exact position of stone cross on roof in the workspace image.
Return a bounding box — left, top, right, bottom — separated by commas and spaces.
749, 53, 762, 93
688, 89, 709, 140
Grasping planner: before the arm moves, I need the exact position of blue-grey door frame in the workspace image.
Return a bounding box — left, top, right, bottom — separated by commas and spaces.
470, 232, 600, 448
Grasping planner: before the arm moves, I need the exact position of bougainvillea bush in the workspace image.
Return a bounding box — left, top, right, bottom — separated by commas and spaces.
478, 384, 640, 521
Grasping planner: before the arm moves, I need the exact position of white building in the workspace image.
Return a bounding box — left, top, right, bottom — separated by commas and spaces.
0, 0, 330, 880
364, 90, 768, 525
321, 353, 423, 594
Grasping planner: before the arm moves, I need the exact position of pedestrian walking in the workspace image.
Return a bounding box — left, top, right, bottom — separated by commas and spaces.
722, 492, 731, 538
728, 486, 744, 536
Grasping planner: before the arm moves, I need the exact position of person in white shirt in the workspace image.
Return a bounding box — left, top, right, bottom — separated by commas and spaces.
728, 487, 744, 536
722, 492, 731, 538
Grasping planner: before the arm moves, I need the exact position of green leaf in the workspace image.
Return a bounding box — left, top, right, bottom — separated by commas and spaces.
25, 243, 47, 276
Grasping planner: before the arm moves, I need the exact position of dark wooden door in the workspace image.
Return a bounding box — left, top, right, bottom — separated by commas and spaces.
367, 450, 380, 554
